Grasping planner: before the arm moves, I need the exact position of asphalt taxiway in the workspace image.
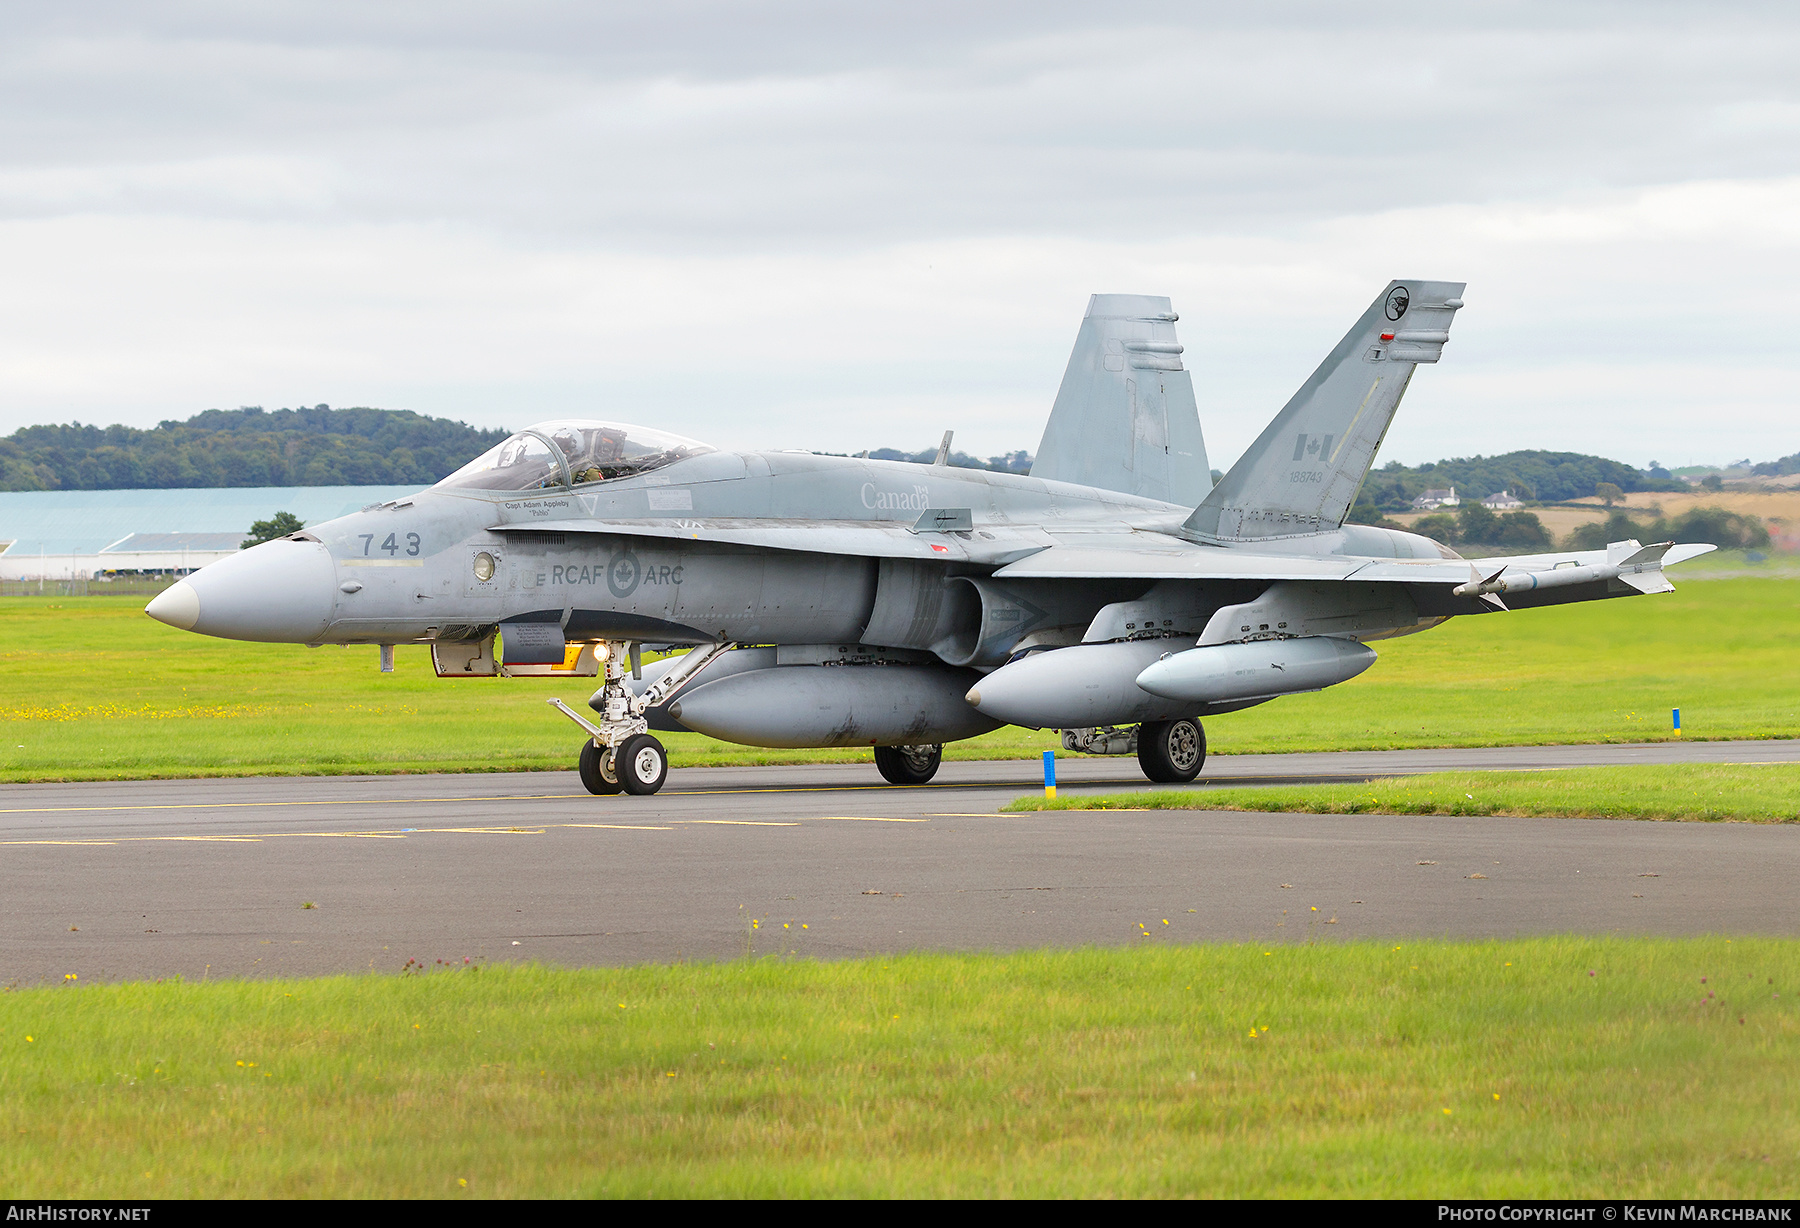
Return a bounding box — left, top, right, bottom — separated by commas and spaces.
3, 740, 1796, 983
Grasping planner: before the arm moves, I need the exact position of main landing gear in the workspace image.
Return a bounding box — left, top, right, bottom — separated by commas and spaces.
552, 639, 732, 798
1137, 717, 1206, 783
1062, 718, 1208, 783
874, 743, 942, 785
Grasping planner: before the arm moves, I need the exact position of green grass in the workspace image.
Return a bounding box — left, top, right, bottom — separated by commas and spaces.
1668, 548, 1800, 580
3, 941, 1796, 1197
0, 595, 1062, 780
1, 574, 1795, 781
1007, 764, 1800, 822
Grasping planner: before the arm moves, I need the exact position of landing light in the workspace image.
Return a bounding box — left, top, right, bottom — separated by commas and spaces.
472, 551, 495, 582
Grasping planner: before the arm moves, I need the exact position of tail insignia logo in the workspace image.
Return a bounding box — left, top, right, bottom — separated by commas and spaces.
1384, 287, 1410, 321
1292, 433, 1335, 463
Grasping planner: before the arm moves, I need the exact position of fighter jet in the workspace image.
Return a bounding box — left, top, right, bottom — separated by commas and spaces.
145, 280, 1712, 795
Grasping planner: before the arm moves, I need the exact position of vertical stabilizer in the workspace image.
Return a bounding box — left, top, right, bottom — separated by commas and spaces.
1030, 294, 1211, 506
1184, 279, 1464, 542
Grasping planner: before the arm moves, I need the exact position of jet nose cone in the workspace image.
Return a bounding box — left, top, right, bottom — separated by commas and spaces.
148, 539, 337, 642
145, 581, 201, 631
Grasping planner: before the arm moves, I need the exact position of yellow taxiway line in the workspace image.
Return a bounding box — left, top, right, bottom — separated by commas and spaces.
0, 794, 591, 816
0, 774, 1257, 817
0, 816, 929, 845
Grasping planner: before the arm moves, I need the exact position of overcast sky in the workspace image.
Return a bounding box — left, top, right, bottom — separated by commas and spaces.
1, 1, 1796, 470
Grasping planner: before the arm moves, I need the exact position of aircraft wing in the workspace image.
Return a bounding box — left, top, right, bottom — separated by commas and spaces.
1344, 541, 1716, 590
487, 518, 1055, 565
991, 545, 1367, 581
498, 519, 1717, 591
995, 539, 1717, 599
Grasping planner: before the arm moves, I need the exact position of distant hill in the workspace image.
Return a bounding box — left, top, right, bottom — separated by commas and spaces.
0, 406, 509, 491
864, 447, 1033, 474
1351, 450, 1687, 515
0, 407, 1755, 510
0, 407, 1039, 492
874, 446, 1719, 505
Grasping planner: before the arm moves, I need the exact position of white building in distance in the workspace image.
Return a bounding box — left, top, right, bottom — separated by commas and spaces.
1411, 487, 1460, 511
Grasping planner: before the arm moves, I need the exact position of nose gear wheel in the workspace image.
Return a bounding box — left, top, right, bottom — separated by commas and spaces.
578, 740, 622, 795
617, 734, 668, 794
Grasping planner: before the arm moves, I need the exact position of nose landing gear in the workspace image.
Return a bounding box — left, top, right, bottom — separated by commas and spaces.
615, 733, 668, 794
551, 639, 732, 798
577, 739, 621, 795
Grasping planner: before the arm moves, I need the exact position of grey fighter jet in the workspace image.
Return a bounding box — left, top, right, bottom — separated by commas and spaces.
145, 281, 1712, 795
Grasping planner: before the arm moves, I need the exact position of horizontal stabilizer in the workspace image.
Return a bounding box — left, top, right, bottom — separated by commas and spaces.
1185, 279, 1465, 543
1030, 294, 1211, 507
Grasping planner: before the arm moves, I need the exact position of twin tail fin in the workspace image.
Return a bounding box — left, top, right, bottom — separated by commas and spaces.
1183, 279, 1465, 543
1030, 294, 1211, 507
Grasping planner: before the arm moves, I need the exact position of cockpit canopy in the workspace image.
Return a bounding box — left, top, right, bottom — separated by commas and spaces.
435, 420, 715, 492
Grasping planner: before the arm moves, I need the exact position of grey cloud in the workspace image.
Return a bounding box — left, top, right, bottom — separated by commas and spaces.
0, 1, 1795, 465
0, 3, 1796, 248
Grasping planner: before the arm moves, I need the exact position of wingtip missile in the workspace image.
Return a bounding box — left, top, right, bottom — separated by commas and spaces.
1450, 541, 1690, 605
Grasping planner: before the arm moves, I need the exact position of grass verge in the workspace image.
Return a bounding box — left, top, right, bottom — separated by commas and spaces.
2, 940, 1795, 1198
2, 573, 1796, 781
1005, 764, 1800, 822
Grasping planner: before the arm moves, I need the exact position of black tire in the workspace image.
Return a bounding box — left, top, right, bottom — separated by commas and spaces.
578, 740, 621, 795
874, 743, 942, 785
617, 733, 669, 795
1137, 718, 1206, 783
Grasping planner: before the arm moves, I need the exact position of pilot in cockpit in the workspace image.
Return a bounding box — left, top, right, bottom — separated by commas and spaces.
435, 420, 713, 493
547, 424, 627, 485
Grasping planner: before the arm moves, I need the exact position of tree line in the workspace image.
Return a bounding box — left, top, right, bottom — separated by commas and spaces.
862, 447, 1034, 473
1751, 451, 1800, 477
1350, 450, 1687, 515
1352, 500, 1770, 553
1562, 508, 1770, 551
2, 403, 1785, 565
1, 406, 1046, 491
0, 405, 509, 491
